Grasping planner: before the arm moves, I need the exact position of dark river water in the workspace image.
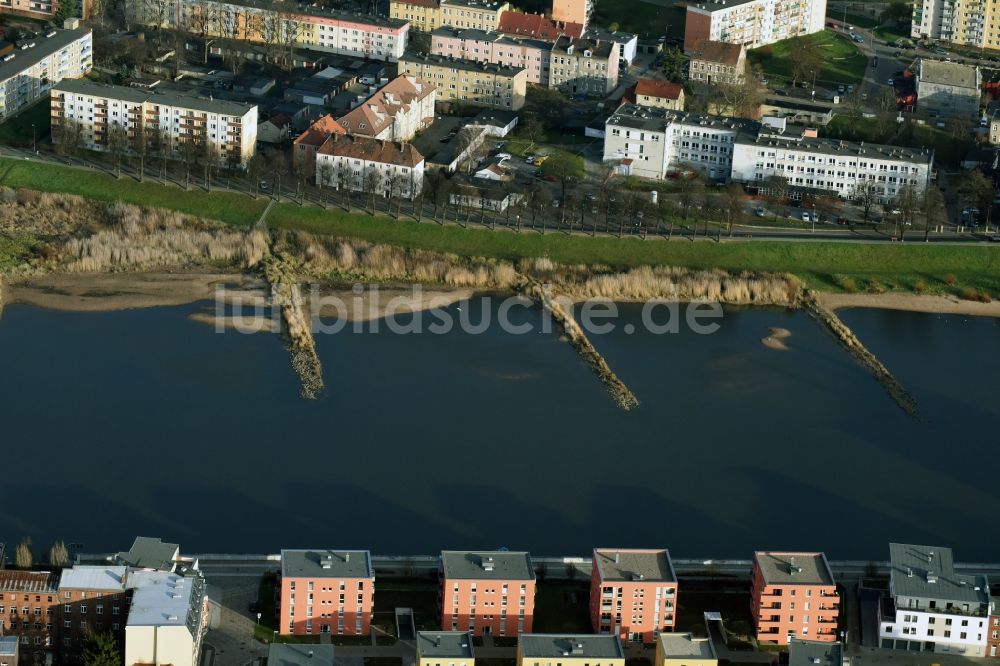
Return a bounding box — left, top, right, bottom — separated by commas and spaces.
1, 299, 998, 559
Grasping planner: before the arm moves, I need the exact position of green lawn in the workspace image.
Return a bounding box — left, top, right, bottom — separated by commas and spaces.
750, 31, 867, 87
0, 100, 53, 148
591, 0, 685, 39
873, 25, 910, 43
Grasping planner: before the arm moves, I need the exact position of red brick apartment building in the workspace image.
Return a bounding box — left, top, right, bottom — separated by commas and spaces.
0, 570, 60, 665
440, 551, 536, 636
590, 549, 679, 643
57, 565, 130, 660
751, 552, 839, 645
279, 550, 375, 636
988, 600, 1000, 658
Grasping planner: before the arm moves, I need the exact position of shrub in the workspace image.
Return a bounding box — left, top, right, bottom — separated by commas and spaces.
837, 276, 858, 293
867, 279, 886, 294
958, 287, 991, 303
15, 188, 39, 206
913, 280, 927, 294
944, 274, 957, 285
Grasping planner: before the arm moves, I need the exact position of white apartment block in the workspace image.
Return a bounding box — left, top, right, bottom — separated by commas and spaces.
51, 79, 258, 165
730, 119, 933, 201
877, 544, 993, 657
315, 134, 425, 198
132, 0, 409, 61
125, 571, 209, 666
337, 75, 436, 142
0, 26, 92, 120
683, 0, 827, 50
549, 35, 620, 96
603, 104, 750, 181
911, 0, 1000, 50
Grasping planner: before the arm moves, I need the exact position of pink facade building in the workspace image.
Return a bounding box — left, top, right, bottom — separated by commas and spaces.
279, 550, 374, 637
440, 551, 536, 636
751, 552, 839, 645
590, 549, 679, 643
430, 28, 553, 85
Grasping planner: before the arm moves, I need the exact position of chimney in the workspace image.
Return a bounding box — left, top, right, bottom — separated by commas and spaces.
614, 553, 620, 564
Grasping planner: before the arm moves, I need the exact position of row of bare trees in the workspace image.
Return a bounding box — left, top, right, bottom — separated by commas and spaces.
11, 537, 71, 569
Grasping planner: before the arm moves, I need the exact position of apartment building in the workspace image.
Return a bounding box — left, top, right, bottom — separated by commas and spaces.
788, 639, 848, 666
0, 571, 60, 666
391, 0, 442, 31
338, 75, 436, 141
398, 51, 527, 109
58, 566, 130, 661
988, 601, 1000, 658
549, 35, 619, 96
497, 10, 584, 40
687, 40, 746, 84
518, 635, 624, 666
51, 79, 258, 166
440, 551, 536, 636
590, 549, 679, 643
604, 104, 751, 180
132, 0, 409, 62
0, 25, 92, 121
417, 631, 475, 666
911, 0, 1000, 50
750, 552, 839, 645
683, 0, 827, 50
440, 0, 510, 31
0, 0, 90, 20
878, 544, 992, 656
295, 114, 348, 172
279, 550, 375, 636
634, 79, 685, 111
125, 570, 209, 666
552, 0, 590, 26
431, 27, 553, 85
315, 133, 425, 197
731, 119, 934, 201
917, 59, 982, 118
655, 633, 718, 666
585, 27, 639, 65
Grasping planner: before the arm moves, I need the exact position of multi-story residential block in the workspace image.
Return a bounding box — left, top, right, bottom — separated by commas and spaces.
585, 28, 639, 65
0, 570, 61, 666
497, 10, 584, 40
0, 636, 17, 666
417, 631, 475, 666
0, 0, 91, 19
988, 600, 1000, 658
917, 59, 982, 118
58, 565, 130, 660
431, 27, 553, 85
125, 570, 209, 666
338, 76, 436, 142
911, 0, 1000, 50
750, 552, 839, 645
279, 550, 375, 637
131, 0, 409, 62
686, 40, 746, 84
549, 35, 619, 96
788, 639, 848, 666
315, 133, 426, 198
295, 114, 348, 171
590, 549, 679, 643
398, 52, 528, 109
518, 635, 624, 666
51, 79, 258, 166
440, 0, 510, 31
655, 632, 718, 666
604, 104, 750, 181
731, 119, 934, 201
391, 0, 442, 31
878, 544, 992, 656
634, 79, 685, 110
0, 25, 92, 121
683, 0, 827, 50
440, 551, 536, 636
551, 0, 590, 26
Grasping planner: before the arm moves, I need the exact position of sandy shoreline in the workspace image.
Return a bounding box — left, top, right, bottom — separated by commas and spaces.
817, 292, 1000, 318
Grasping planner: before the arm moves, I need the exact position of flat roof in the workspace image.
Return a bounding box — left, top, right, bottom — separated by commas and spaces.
53, 79, 256, 116
214, 0, 408, 28
443, 0, 506, 8
59, 565, 129, 591
788, 639, 843, 666
417, 631, 474, 658
399, 51, 525, 77
889, 544, 989, 604
919, 58, 980, 89
687, 0, 763, 14
0, 636, 17, 656
432, 26, 551, 50
657, 633, 717, 660
607, 103, 757, 133
470, 108, 519, 126
594, 549, 676, 583
281, 550, 374, 579
519, 634, 623, 659
0, 27, 91, 83
754, 552, 834, 586
268, 644, 336, 666
441, 551, 534, 580
739, 129, 934, 164
126, 570, 201, 628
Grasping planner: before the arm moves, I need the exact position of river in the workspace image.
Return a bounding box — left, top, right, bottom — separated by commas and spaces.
0, 298, 997, 559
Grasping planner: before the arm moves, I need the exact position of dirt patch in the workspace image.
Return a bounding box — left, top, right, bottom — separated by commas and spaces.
817, 291, 1000, 318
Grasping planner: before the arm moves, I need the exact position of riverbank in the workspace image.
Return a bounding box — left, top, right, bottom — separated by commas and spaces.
818, 292, 1000, 318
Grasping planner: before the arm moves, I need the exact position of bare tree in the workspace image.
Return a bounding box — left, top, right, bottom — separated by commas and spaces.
14, 537, 33, 569
722, 183, 746, 237
53, 116, 82, 157
364, 167, 383, 215
317, 161, 334, 208
762, 174, 789, 222
714, 65, 765, 118
155, 127, 172, 183
107, 124, 129, 178
292, 151, 310, 204
178, 135, 200, 190
389, 173, 407, 219
875, 88, 898, 138
921, 185, 946, 241
280, 17, 300, 70
676, 168, 706, 222
185, 0, 214, 64
247, 152, 265, 198
851, 178, 881, 223
893, 183, 921, 240
49, 541, 70, 567
131, 123, 149, 182
336, 161, 352, 211
268, 151, 287, 199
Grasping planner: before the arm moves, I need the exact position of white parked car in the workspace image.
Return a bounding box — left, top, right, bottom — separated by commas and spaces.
496, 153, 512, 161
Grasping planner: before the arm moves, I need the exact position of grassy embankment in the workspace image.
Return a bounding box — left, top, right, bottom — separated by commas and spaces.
750, 31, 867, 88
1, 157, 998, 296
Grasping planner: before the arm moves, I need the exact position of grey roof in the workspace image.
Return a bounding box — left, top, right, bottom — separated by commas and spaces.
754, 552, 834, 586
552, 34, 615, 59
584, 28, 638, 45
211, 0, 408, 28
0, 636, 17, 657
594, 549, 677, 583
657, 633, 717, 660
416, 631, 474, 658
919, 58, 980, 89
888, 544, 990, 604
443, 0, 506, 9
59, 565, 129, 591
53, 79, 256, 116
738, 128, 935, 165
281, 550, 374, 579
441, 551, 534, 580
400, 51, 525, 77
432, 26, 552, 51
470, 108, 520, 127
268, 644, 336, 666
115, 536, 180, 571
126, 570, 206, 632
0, 27, 91, 83
608, 103, 757, 134
687, 0, 763, 14
788, 639, 843, 666
518, 635, 623, 659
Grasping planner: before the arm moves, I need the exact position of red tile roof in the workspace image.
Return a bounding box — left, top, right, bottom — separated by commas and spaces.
294, 114, 347, 148
688, 39, 744, 66
317, 133, 424, 168
337, 76, 435, 137
635, 78, 683, 101
498, 10, 584, 40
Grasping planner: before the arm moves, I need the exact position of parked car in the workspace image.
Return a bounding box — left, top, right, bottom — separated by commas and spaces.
775, 88, 789, 96
801, 211, 811, 222
496, 152, 512, 160
990, 235, 1000, 242
524, 154, 536, 163
755, 207, 766, 217
585, 192, 597, 201
888, 78, 894, 86
837, 84, 846, 93
533, 156, 549, 166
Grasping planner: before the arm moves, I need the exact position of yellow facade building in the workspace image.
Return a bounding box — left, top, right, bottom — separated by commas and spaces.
398, 52, 527, 110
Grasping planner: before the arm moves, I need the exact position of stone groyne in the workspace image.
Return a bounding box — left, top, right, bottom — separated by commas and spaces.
263, 255, 324, 400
